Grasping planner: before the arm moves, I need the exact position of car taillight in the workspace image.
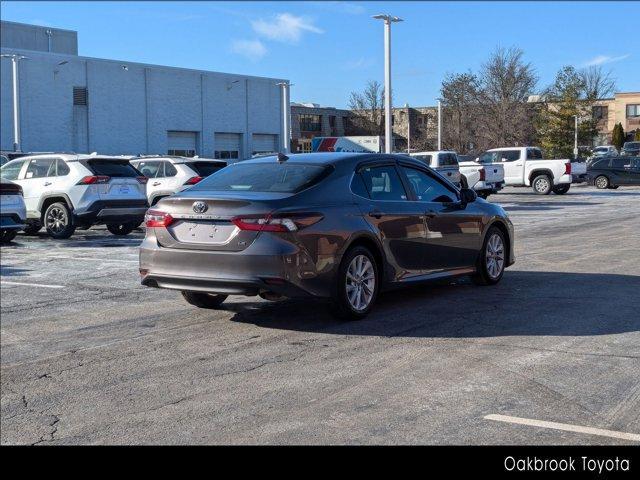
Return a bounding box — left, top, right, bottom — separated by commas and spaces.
0, 184, 23, 196
145, 209, 174, 228
184, 176, 203, 185
479, 168, 486, 181
77, 175, 110, 185
232, 213, 323, 233
136, 176, 148, 184
565, 162, 572, 175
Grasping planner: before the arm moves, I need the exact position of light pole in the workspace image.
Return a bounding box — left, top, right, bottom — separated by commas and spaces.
1, 54, 28, 152
438, 100, 442, 150
406, 104, 410, 153
373, 14, 403, 153
573, 114, 579, 159
276, 82, 292, 154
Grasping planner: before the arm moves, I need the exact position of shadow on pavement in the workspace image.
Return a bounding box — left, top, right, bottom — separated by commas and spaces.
228, 271, 640, 339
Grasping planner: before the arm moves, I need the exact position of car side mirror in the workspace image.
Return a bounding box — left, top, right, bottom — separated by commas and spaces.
460, 188, 477, 204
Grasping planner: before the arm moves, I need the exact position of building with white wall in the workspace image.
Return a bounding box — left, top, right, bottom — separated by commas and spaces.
1, 21, 288, 160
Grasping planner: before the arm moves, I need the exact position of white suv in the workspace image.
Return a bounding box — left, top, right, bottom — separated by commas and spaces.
0, 154, 149, 239
0, 178, 27, 243
129, 156, 227, 205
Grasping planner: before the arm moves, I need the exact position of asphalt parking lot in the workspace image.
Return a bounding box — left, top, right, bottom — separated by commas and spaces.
1, 185, 639, 445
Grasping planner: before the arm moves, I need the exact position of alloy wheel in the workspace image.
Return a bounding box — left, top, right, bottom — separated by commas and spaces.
46, 206, 68, 233
534, 177, 550, 193
595, 176, 608, 189
485, 233, 505, 280
345, 254, 376, 312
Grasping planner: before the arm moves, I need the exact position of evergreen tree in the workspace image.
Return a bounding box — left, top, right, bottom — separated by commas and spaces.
611, 123, 625, 150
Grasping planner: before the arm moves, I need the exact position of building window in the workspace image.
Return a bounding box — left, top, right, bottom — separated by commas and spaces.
73, 87, 88, 106
299, 114, 321, 132
168, 149, 196, 157
627, 104, 640, 118
214, 150, 239, 160
592, 105, 608, 120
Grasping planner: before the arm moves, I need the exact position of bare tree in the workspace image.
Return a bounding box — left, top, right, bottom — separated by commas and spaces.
440, 72, 480, 154
347, 80, 385, 135
580, 66, 616, 101
475, 47, 538, 150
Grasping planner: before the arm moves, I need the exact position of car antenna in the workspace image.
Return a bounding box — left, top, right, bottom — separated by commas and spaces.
277, 153, 289, 163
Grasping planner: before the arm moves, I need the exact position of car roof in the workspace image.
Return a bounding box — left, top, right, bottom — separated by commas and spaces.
131, 156, 226, 164
240, 152, 373, 165
14, 153, 134, 162
410, 151, 457, 155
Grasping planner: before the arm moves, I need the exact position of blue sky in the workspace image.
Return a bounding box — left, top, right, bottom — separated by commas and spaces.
2, 1, 638, 108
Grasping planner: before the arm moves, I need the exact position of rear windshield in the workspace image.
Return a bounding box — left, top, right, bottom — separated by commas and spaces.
412, 154, 432, 165
86, 159, 141, 177
189, 163, 332, 193
190, 161, 226, 177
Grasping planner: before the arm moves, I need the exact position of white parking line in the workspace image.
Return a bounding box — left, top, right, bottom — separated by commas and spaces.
0, 281, 65, 289
485, 414, 640, 442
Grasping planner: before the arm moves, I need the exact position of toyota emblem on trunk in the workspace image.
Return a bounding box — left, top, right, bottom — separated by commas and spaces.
192, 201, 208, 213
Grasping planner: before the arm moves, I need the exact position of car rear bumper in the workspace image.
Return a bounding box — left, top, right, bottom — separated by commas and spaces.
0, 213, 26, 231
139, 232, 339, 298
475, 181, 504, 192
74, 200, 148, 225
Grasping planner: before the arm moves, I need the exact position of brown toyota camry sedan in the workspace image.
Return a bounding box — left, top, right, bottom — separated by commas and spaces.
139, 152, 515, 319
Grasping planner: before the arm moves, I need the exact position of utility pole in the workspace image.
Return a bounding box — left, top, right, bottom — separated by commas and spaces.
1, 54, 28, 152
438, 100, 442, 151
277, 82, 292, 154
406, 104, 410, 153
373, 14, 403, 153
573, 114, 579, 159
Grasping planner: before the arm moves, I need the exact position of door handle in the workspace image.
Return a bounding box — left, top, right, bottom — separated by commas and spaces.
152, 182, 161, 186
43, 182, 52, 186
368, 210, 385, 219
515, 163, 523, 166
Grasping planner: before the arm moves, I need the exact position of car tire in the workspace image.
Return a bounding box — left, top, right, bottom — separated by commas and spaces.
44, 202, 76, 239
532, 174, 552, 195
460, 175, 469, 189
0, 229, 17, 243
553, 184, 570, 195
106, 222, 136, 236
181, 291, 228, 309
330, 245, 379, 320
22, 221, 42, 236
595, 175, 610, 189
472, 226, 506, 286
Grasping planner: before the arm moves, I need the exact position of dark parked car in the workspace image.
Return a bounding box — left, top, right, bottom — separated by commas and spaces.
588, 156, 640, 189
621, 141, 640, 157
139, 153, 515, 319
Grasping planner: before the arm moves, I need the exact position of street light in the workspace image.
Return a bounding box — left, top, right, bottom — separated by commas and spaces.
276, 81, 293, 154
372, 14, 403, 154
1, 54, 28, 152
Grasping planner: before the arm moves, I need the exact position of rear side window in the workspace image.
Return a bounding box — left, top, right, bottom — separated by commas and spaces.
25, 158, 55, 178
136, 161, 162, 178
190, 163, 332, 193
359, 165, 408, 201
56, 159, 70, 176
87, 159, 141, 177
164, 162, 177, 177
500, 150, 521, 162
190, 161, 226, 177
0, 160, 25, 180
527, 148, 543, 160
350, 173, 370, 198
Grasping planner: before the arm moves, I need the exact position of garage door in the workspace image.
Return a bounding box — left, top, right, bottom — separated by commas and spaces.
252, 134, 278, 156
214, 133, 242, 161
167, 131, 197, 157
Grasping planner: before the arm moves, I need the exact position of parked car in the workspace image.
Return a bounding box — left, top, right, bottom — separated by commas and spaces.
139, 152, 515, 320
475, 147, 585, 195
0, 155, 8, 167
588, 156, 640, 189
591, 145, 618, 158
409, 151, 461, 186
0, 178, 27, 243
130, 156, 227, 206
621, 141, 640, 157
458, 157, 505, 199
0, 154, 148, 239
